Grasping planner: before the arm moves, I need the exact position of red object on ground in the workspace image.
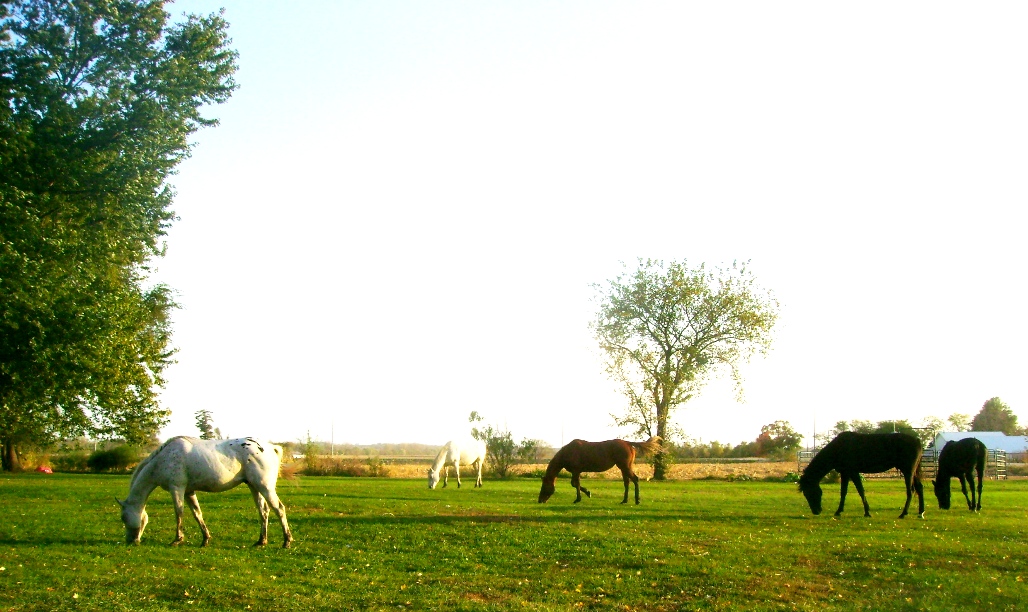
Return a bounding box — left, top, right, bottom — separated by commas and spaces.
35, 465, 53, 474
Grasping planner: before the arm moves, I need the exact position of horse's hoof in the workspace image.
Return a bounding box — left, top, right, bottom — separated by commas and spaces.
170, 539, 184, 547
201, 539, 210, 548
253, 540, 268, 547
282, 541, 291, 549
918, 512, 925, 519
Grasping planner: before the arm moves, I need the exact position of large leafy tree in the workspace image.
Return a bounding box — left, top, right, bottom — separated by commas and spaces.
0, 1, 237, 470
971, 397, 1021, 435
593, 259, 778, 479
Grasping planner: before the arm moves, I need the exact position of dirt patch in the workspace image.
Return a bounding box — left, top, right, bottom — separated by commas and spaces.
357, 461, 798, 481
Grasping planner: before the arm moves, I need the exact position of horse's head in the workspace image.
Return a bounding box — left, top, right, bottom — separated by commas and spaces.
931, 479, 951, 510
538, 477, 556, 503
798, 480, 823, 515
116, 498, 148, 545
427, 468, 440, 490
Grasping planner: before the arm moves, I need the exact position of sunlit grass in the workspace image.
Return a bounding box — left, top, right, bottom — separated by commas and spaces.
1, 473, 1025, 610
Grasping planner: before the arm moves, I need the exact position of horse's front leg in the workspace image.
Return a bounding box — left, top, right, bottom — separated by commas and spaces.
454, 462, 462, 488
247, 483, 270, 547
475, 459, 483, 488
851, 474, 871, 517
169, 487, 187, 546
957, 473, 973, 511
442, 466, 449, 488
570, 473, 591, 502
834, 474, 850, 516
185, 492, 212, 547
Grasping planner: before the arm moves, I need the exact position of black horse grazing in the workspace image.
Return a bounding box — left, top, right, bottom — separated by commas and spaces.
538, 437, 661, 504
799, 432, 925, 519
932, 437, 986, 512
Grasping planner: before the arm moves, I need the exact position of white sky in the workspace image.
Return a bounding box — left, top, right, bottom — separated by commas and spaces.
154, 1, 1028, 449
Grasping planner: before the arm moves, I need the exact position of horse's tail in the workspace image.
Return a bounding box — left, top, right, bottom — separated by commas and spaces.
630, 436, 663, 456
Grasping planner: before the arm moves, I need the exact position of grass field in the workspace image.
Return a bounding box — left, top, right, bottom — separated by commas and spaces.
1, 473, 1025, 611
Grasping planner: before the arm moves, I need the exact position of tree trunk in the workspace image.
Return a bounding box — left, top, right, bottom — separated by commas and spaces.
2, 439, 23, 472
653, 404, 671, 480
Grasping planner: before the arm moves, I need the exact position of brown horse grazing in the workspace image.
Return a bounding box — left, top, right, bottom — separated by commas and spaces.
932, 437, 986, 511
538, 437, 662, 504
798, 432, 925, 519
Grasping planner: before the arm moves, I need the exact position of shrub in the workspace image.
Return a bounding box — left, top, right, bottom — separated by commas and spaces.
87, 445, 139, 472
299, 456, 392, 477
52, 451, 90, 472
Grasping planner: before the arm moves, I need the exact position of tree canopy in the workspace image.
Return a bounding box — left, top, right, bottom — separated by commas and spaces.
971, 397, 1021, 435
0, 1, 238, 470
593, 259, 778, 479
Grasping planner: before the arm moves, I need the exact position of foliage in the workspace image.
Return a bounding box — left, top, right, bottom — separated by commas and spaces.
918, 415, 945, 447
469, 411, 538, 478
830, 419, 919, 438
971, 397, 1022, 435
2, 474, 1027, 610
299, 455, 391, 478
51, 449, 89, 472
194, 409, 219, 440
300, 432, 321, 474
86, 444, 138, 472
753, 420, 802, 459
948, 412, 972, 432
593, 259, 778, 479
671, 422, 800, 460
0, 0, 239, 470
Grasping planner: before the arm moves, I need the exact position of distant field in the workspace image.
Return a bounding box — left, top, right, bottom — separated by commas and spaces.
1, 473, 1026, 611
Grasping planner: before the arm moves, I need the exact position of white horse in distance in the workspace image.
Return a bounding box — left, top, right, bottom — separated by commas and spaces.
117, 436, 293, 548
428, 439, 487, 489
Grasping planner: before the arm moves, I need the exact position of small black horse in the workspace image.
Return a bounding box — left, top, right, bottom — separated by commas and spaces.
799, 432, 925, 519
932, 437, 986, 511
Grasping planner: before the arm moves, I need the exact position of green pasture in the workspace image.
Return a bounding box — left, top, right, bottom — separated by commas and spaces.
1, 473, 1025, 611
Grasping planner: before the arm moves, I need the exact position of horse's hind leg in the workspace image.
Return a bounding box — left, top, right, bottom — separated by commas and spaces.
851, 474, 872, 517
913, 476, 925, 518
974, 466, 983, 511
185, 493, 212, 547
250, 482, 292, 548
247, 483, 271, 546
455, 462, 462, 488
896, 471, 919, 519
619, 467, 640, 504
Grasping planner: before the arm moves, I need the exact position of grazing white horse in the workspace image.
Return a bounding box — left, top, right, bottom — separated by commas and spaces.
116, 436, 293, 548
427, 439, 487, 489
